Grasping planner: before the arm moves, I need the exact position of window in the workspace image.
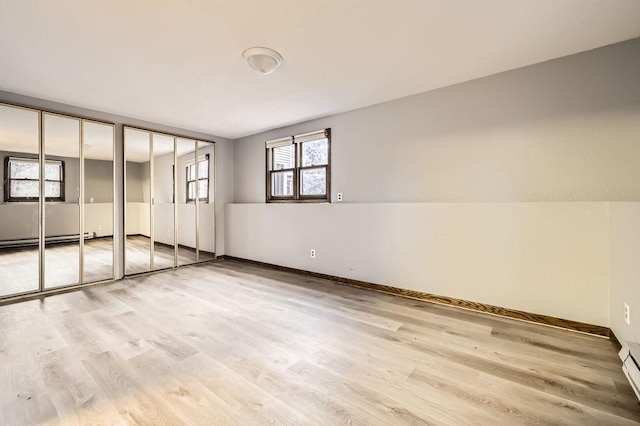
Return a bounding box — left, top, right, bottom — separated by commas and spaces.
186, 154, 209, 203
4, 157, 64, 202
266, 129, 330, 202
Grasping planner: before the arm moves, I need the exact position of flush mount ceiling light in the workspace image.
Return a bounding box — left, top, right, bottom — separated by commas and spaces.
242, 47, 283, 75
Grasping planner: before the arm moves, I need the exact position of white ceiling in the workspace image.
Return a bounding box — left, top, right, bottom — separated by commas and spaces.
0, 1, 639, 139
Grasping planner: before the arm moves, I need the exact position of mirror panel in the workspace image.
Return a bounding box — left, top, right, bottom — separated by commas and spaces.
0, 104, 41, 296
43, 113, 80, 289
152, 133, 175, 270
125, 128, 151, 274
83, 121, 114, 283
176, 138, 198, 266
198, 141, 215, 261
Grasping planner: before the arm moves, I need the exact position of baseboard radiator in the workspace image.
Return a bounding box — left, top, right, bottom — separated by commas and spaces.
0, 232, 95, 249
619, 342, 640, 402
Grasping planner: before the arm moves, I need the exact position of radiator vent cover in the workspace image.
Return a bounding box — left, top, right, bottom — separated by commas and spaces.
619, 342, 640, 402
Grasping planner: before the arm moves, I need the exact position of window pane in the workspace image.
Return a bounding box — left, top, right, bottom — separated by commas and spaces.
271, 171, 294, 197
188, 164, 196, 181
45, 181, 61, 198
10, 160, 38, 179
300, 168, 326, 196
45, 163, 61, 181
301, 138, 328, 167
273, 145, 294, 170
10, 180, 39, 198
187, 182, 196, 200
198, 180, 208, 199
198, 159, 209, 178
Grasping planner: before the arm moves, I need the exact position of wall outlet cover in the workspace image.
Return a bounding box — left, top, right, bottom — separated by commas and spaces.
624, 303, 631, 325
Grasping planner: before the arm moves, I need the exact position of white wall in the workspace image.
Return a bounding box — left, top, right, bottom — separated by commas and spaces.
609, 203, 640, 344
229, 38, 640, 328
227, 203, 609, 326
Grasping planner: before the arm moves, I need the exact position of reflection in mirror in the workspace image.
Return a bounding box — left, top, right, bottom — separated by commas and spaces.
152, 133, 175, 270
176, 138, 198, 265
0, 104, 41, 297
83, 121, 114, 283
125, 128, 151, 274
43, 113, 81, 289
197, 140, 215, 261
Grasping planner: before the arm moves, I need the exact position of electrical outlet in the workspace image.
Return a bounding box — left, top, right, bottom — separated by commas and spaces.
310, 249, 316, 259
624, 302, 631, 325
98, 224, 103, 230
337, 193, 343, 202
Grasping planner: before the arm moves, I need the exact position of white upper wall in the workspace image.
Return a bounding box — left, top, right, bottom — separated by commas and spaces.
234, 38, 640, 203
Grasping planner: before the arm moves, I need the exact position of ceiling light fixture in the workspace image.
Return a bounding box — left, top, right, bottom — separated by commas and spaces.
242, 47, 283, 75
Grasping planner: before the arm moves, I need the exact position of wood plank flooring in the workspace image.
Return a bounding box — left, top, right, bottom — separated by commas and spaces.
0, 260, 638, 425
0, 236, 214, 297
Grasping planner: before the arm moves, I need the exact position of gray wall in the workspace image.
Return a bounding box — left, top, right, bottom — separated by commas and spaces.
234, 38, 640, 203
230, 38, 640, 331
125, 161, 149, 203
0, 90, 234, 278
85, 159, 114, 203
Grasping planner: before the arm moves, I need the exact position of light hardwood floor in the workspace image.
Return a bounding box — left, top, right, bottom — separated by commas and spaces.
0, 260, 638, 425
0, 236, 214, 297
0, 238, 115, 297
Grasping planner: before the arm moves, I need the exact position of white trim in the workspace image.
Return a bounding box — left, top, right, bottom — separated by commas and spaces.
294, 129, 328, 144
265, 136, 293, 149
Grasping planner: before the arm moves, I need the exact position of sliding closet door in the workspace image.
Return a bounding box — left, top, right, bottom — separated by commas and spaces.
82, 121, 115, 283
177, 138, 198, 265
152, 133, 175, 270
43, 113, 80, 289
125, 128, 151, 274
197, 141, 215, 261
0, 104, 41, 297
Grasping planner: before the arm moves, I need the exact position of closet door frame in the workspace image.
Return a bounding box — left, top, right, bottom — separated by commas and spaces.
0, 101, 116, 302
123, 125, 217, 277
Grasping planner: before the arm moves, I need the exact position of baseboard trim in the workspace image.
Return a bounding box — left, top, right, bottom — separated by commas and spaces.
609, 329, 623, 352
219, 255, 610, 337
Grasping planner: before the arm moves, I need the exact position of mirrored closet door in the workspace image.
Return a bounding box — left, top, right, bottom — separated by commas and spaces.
43, 113, 81, 289
0, 104, 41, 297
0, 103, 115, 299
124, 127, 151, 274
124, 127, 216, 275
82, 120, 115, 283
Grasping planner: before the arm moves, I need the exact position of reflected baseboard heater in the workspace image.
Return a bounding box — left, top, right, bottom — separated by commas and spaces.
619, 342, 640, 402
0, 232, 95, 249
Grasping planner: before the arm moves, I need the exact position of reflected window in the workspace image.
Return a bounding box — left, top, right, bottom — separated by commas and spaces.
4, 157, 64, 202
186, 154, 209, 203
